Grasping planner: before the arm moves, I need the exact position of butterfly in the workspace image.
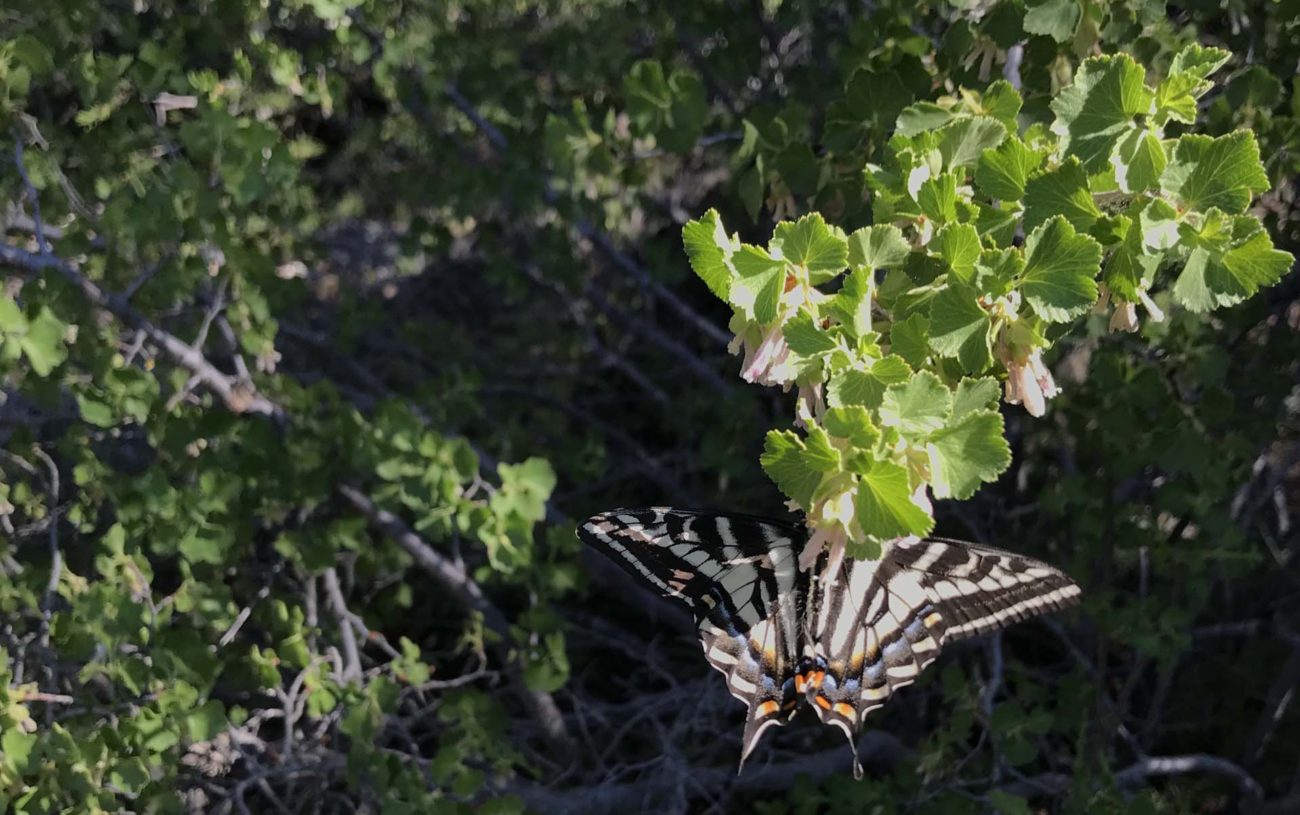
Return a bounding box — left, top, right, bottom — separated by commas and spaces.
578, 508, 1081, 776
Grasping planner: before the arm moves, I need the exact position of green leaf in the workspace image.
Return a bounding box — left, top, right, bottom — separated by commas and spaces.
20, 306, 69, 376
928, 279, 993, 371
774, 213, 848, 283
826, 65, 926, 150
1051, 55, 1153, 173
823, 406, 881, 448
1112, 129, 1166, 194
847, 224, 911, 270
1103, 220, 1161, 301
889, 313, 931, 369
1, 728, 37, 773
896, 102, 953, 137
973, 248, 1023, 298
1020, 216, 1103, 321
783, 310, 838, 356
952, 377, 1001, 418
980, 81, 1023, 130
186, 700, 227, 742
928, 410, 1011, 499
1173, 226, 1294, 312
1022, 157, 1101, 233
937, 116, 1007, 170
179, 526, 227, 565
803, 425, 842, 472
76, 393, 116, 427
879, 370, 952, 438
828, 357, 912, 410
855, 458, 934, 538
975, 135, 1042, 201
0, 297, 27, 332
918, 172, 959, 223
931, 223, 982, 279
1160, 131, 1269, 214
761, 430, 826, 509
830, 268, 873, 337
730, 244, 788, 324
682, 209, 734, 299
1155, 46, 1228, 125
1023, 0, 1080, 42
1169, 43, 1231, 79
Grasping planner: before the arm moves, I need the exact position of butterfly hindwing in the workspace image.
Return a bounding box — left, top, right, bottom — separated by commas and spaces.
801, 555, 947, 775
578, 509, 807, 764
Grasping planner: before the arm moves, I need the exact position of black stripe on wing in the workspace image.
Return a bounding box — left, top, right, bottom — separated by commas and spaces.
578, 508, 808, 768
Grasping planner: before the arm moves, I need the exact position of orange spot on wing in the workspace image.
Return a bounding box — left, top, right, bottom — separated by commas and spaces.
833, 702, 856, 718
794, 674, 807, 693
814, 695, 832, 710
757, 700, 780, 717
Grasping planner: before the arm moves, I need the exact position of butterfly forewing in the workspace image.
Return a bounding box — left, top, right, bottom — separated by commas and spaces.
890, 537, 1081, 642
578, 509, 808, 763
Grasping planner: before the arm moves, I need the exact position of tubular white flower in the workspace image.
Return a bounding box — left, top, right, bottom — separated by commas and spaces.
795, 380, 826, 430
1109, 300, 1139, 333
1137, 288, 1165, 323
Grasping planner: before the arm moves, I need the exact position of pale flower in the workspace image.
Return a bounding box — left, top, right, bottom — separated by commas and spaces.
799, 489, 855, 583
1004, 347, 1059, 418
794, 380, 825, 430
1136, 289, 1165, 323
1107, 288, 1164, 334
739, 323, 798, 387
1109, 300, 1139, 333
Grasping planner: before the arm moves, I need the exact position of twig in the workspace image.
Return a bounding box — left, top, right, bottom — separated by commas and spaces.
13, 140, 51, 255
31, 446, 61, 640
1241, 646, 1300, 767
0, 243, 283, 419
322, 567, 363, 681
335, 483, 572, 750
1002, 753, 1264, 801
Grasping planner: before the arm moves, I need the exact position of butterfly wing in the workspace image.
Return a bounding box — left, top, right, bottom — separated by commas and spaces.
578, 508, 806, 765
892, 537, 1082, 642
803, 537, 1080, 775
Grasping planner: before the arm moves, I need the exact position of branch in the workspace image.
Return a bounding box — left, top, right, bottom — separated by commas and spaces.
0, 244, 283, 420
1241, 645, 1300, 767
335, 483, 572, 750
1002, 753, 1264, 801
322, 568, 362, 682
509, 731, 907, 814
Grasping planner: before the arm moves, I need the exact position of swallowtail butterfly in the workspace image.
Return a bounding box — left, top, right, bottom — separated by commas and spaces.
579, 508, 1080, 776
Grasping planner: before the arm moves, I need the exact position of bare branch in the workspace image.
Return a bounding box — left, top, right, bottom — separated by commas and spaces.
0, 243, 283, 420
322, 568, 362, 682
1002, 753, 1264, 801
335, 483, 572, 751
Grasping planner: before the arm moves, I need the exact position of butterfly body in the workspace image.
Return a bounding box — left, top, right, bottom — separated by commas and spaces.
579, 508, 1080, 776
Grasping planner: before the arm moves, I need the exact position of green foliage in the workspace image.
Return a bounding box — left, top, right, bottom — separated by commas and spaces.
1, 0, 1298, 812
685, 45, 1291, 552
